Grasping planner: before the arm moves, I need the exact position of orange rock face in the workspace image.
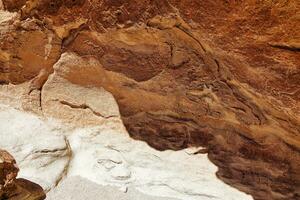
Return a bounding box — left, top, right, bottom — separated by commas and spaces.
0, 1, 299, 200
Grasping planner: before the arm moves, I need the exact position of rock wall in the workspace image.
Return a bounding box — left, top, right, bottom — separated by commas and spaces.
0, 1, 299, 200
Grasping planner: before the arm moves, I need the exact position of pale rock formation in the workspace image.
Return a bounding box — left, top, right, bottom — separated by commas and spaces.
0, 10, 17, 37
0, 104, 252, 200
46, 176, 178, 200
0, 83, 27, 108
42, 52, 121, 126
0, 105, 70, 191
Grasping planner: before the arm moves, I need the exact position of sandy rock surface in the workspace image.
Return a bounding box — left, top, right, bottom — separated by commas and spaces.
46, 176, 178, 200
42, 52, 121, 126
0, 1, 299, 200
0, 104, 252, 200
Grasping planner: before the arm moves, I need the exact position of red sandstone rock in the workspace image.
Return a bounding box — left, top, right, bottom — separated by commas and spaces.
0, 1, 299, 200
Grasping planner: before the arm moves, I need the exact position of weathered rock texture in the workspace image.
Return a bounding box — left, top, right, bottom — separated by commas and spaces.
0, 1, 299, 200
41, 52, 121, 125
0, 104, 252, 200
0, 149, 45, 200
46, 176, 178, 200
0, 149, 18, 198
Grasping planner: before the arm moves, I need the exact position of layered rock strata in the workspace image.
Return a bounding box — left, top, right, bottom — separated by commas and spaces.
0, 1, 299, 200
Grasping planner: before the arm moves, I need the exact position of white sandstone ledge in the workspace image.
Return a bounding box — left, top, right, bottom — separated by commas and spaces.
0, 104, 253, 200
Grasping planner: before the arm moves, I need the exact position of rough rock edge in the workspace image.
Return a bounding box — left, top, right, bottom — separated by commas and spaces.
0, 149, 45, 200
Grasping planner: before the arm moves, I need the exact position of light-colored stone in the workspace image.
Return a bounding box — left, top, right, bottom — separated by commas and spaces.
0, 104, 252, 200
0, 11, 17, 24
46, 176, 178, 200
42, 52, 121, 126
0, 105, 70, 191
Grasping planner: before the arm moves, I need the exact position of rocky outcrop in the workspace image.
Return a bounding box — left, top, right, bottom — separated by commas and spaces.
0, 9, 61, 84
0, 105, 252, 200
0, 149, 18, 198
60, 21, 300, 200
0, 1, 299, 200
0, 149, 45, 200
41, 52, 121, 126
0, 105, 72, 191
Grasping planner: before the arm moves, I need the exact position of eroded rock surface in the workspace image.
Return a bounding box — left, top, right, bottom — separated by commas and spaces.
41, 52, 121, 126
0, 9, 61, 84
0, 1, 299, 200
0, 105, 252, 200
0, 105, 71, 191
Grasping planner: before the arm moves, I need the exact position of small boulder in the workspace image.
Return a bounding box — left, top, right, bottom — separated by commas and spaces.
0, 149, 46, 200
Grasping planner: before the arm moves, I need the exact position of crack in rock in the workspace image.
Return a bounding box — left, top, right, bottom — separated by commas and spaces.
54, 136, 72, 187
57, 99, 119, 119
